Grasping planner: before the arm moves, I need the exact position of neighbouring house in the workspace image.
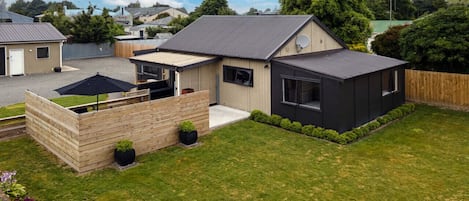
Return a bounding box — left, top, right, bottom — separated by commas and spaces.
0, 0, 33, 23
129, 16, 174, 38
126, 7, 187, 23
129, 15, 407, 132
0, 23, 66, 76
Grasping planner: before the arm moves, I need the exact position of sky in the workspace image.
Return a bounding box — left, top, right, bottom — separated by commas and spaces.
4, 0, 280, 14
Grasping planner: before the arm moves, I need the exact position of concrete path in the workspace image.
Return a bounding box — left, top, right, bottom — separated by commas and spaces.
209, 105, 250, 129
0, 57, 135, 107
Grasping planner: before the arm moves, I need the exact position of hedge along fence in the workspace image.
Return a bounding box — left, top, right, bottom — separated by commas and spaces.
250, 103, 416, 145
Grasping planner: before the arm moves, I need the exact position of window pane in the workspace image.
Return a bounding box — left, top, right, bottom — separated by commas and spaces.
298, 80, 320, 108
382, 70, 396, 94
283, 79, 297, 103
223, 66, 253, 87
37, 47, 49, 58
143, 66, 161, 75
223, 67, 236, 82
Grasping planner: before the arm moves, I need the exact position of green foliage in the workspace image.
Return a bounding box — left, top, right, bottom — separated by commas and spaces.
179, 121, 196, 133
133, 18, 144, 26
70, 7, 125, 44
47, 1, 78, 12
414, 0, 448, 17
154, 12, 170, 20
270, 114, 283, 127
290, 121, 303, 133
145, 26, 166, 38
371, 25, 409, 59
41, 11, 72, 35
312, 127, 325, 139
116, 140, 133, 152
324, 129, 340, 142
367, 120, 381, 131
0, 171, 28, 200
367, 0, 417, 20
400, 6, 469, 73
249, 110, 271, 124
348, 43, 369, 53
279, 118, 292, 130
301, 125, 315, 136
280, 0, 373, 44
8, 0, 28, 16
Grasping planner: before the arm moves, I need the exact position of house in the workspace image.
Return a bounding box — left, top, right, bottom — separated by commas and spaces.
129, 15, 407, 132
61, 6, 133, 31
0, 0, 33, 23
126, 7, 188, 23
129, 16, 174, 38
0, 23, 66, 76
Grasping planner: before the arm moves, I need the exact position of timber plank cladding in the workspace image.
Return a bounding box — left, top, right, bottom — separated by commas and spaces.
25, 90, 209, 173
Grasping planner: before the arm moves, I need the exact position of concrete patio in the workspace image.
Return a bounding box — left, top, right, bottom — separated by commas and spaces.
209, 105, 250, 129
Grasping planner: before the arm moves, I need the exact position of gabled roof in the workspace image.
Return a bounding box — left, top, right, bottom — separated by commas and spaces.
0, 10, 33, 23
158, 15, 347, 61
0, 23, 66, 44
273, 49, 407, 81
126, 7, 170, 17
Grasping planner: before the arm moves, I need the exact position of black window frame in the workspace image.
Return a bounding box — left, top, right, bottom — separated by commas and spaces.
223, 65, 253, 87
137, 65, 163, 81
36, 47, 49, 59
281, 76, 321, 110
382, 69, 398, 96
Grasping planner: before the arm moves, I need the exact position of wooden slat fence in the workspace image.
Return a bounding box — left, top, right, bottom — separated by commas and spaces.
114, 41, 155, 58
405, 69, 469, 110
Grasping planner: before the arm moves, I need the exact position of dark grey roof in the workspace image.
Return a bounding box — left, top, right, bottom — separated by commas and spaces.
0, 23, 66, 44
273, 49, 408, 80
0, 10, 33, 23
158, 15, 347, 60
125, 7, 170, 17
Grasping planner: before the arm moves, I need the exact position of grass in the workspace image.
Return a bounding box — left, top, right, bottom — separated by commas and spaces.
0, 104, 468, 200
0, 95, 108, 119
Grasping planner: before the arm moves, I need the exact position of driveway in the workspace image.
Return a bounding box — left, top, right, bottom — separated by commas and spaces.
0, 57, 135, 107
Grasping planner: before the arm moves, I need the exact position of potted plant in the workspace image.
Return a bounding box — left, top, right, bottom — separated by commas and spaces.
179, 120, 198, 145
114, 140, 135, 166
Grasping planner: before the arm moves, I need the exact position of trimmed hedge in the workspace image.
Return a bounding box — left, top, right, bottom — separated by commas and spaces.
249, 103, 416, 145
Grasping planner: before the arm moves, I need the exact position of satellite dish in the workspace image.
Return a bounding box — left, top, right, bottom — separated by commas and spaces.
295, 35, 310, 52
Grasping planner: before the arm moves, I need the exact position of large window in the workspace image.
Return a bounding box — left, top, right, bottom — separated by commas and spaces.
137, 65, 162, 81
283, 77, 320, 109
382, 69, 398, 96
36, 47, 49, 59
223, 65, 253, 87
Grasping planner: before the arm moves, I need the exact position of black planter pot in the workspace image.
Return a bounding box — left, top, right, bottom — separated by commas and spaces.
53, 67, 61, 72
179, 130, 198, 145
114, 149, 135, 166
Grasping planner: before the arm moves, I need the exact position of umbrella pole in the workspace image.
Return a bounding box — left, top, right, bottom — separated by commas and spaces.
96, 94, 99, 111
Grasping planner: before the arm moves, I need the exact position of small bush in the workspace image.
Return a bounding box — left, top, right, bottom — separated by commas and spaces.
179, 120, 196, 132
270, 114, 283, 126
290, 121, 303, 133
301, 125, 315, 136
342, 131, 357, 143
116, 140, 133, 152
367, 120, 381, 131
280, 118, 292, 130
250, 110, 271, 124
337, 135, 347, 145
324, 129, 340, 141
312, 127, 325, 139
352, 127, 366, 138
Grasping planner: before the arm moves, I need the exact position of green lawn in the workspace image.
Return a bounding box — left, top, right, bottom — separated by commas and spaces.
0, 105, 468, 200
0, 95, 108, 119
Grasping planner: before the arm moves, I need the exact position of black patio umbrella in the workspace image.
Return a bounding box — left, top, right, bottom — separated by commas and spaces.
54, 72, 136, 111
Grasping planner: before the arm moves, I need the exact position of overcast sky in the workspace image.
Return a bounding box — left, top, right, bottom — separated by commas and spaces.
4, 0, 280, 14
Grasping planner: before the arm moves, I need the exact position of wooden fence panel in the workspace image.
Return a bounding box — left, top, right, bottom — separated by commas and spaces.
114, 42, 155, 58
405, 69, 469, 109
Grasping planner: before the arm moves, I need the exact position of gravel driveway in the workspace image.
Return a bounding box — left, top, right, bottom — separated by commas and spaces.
0, 57, 135, 107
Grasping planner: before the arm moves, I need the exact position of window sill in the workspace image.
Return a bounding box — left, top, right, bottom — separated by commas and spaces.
281, 101, 321, 112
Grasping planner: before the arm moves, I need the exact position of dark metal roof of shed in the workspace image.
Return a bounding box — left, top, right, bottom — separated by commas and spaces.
158, 15, 347, 60
273, 49, 408, 81
0, 23, 66, 44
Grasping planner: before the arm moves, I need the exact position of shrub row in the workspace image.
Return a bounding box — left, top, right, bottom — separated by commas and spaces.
249, 103, 416, 144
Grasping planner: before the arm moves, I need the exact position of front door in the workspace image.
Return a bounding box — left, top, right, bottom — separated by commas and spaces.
9, 49, 24, 76
0, 47, 5, 76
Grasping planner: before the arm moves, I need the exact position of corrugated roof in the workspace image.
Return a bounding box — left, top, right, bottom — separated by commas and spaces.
273, 49, 407, 80
0, 10, 33, 23
158, 15, 340, 60
0, 23, 66, 43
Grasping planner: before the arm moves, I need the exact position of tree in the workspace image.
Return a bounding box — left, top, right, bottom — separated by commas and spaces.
400, 6, 469, 72
47, 1, 78, 12
371, 24, 409, 59
414, 0, 447, 17
367, 0, 416, 20
280, 0, 373, 44
8, 0, 28, 16
25, 0, 48, 17
245, 7, 259, 15
128, 0, 140, 8
168, 0, 236, 33
41, 10, 72, 35
154, 12, 170, 20
70, 6, 125, 44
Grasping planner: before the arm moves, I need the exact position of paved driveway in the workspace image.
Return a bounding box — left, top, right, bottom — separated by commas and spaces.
0, 57, 135, 107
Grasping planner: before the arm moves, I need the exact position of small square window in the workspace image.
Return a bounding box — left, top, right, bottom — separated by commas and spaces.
37, 47, 49, 59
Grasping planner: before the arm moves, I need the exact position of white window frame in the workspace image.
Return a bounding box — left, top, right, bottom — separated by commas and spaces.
382, 69, 399, 96
36, 46, 50, 59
